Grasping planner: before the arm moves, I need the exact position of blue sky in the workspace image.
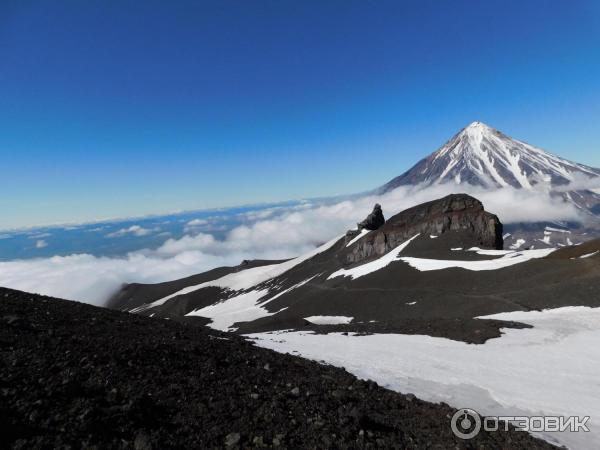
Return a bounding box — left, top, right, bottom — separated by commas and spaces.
1, 0, 599, 229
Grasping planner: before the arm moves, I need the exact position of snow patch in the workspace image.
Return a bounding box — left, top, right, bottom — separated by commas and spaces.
509, 238, 526, 250
304, 316, 354, 325
542, 231, 552, 245
345, 229, 370, 247
186, 276, 318, 331
249, 306, 600, 450
328, 235, 420, 280
133, 234, 343, 312
467, 247, 514, 256
400, 248, 555, 271
545, 226, 571, 234
186, 289, 272, 331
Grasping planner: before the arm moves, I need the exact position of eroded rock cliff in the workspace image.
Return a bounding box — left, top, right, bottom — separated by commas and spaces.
347, 194, 503, 263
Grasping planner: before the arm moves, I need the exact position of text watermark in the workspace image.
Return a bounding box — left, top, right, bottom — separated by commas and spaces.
450, 408, 590, 439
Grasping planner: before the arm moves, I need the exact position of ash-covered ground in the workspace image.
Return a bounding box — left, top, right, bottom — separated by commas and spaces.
0, 287, 559, 449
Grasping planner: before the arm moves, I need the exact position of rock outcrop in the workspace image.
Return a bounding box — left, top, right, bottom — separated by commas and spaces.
347, 194, 503, 263
345, 203, 386, 246
358, 204, 385, 231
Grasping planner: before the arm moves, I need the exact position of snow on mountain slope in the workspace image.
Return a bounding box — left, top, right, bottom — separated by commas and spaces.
130, 234, 343, 313
330, 235, 554, 278
381, 121, 600, 192
185, 275, 318, 331
329, 234, 420, 280
304, 316, 354, 325
186, 289, 272, 331
113, 195, 600, 360
249, 306, 600, 450
345, 228, 370, 247
399, 247, 555, 271
117, 197, 600, 340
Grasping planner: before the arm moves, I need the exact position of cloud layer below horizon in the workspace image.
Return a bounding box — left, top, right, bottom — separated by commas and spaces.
0, 183, 587, 306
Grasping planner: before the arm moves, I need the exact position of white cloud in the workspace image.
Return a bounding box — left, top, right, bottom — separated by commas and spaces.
186, 218, 208, 226
35, 240, 48, 249
183, 218, 210, 233
0, 247, 301, 307
86, 226, 106, 232
552, 173, 600, 193
239, 208, 280, 221
28, 232, 51, 239
457, 185, 581, 223
106, 225, 156, 238
374, 182, 582, 224
0, 183, 586, 307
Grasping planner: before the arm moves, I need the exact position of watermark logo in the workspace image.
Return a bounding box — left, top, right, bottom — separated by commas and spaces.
450, 408, 590, 439
451, 408, 481, 439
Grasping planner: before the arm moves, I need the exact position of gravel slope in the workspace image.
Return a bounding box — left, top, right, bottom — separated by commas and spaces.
0, 287, 559, 449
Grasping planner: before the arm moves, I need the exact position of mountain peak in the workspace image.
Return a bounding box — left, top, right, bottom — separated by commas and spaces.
464, 121, 491, 130
460, 121, 495, 140
379, 123, 600, 194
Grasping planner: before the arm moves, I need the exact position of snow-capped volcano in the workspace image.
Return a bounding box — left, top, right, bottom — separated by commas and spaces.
380, 121, 600, 192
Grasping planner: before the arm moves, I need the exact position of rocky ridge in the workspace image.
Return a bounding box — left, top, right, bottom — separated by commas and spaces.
345, 204, 386, 245
347, 194, 503, 264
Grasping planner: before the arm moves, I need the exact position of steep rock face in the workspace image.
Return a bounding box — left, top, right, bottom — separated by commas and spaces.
347, 194, 503, 263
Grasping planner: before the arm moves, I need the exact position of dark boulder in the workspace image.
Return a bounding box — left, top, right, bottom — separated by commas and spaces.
358, 204, 385, 231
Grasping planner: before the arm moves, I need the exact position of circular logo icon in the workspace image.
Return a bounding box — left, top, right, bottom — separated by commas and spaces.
451, 408, 481, 440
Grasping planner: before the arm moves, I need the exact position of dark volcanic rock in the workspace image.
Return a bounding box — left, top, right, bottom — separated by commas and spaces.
0, 287, 557, 450
348, 194, 503, 263
357, 203, 385, 231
